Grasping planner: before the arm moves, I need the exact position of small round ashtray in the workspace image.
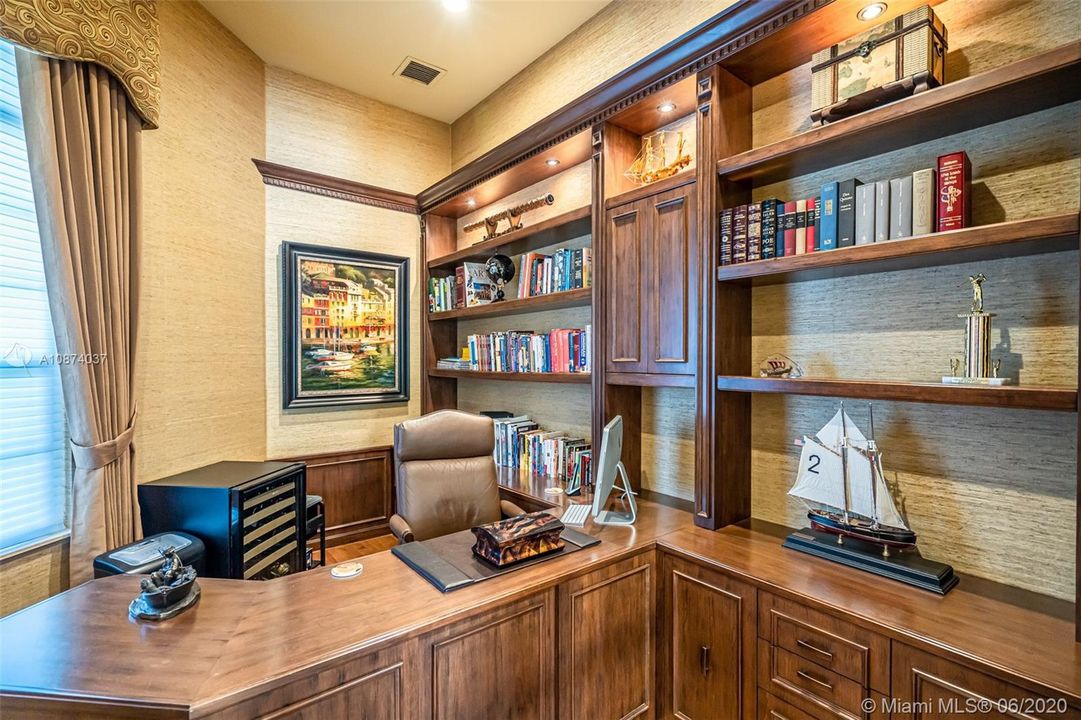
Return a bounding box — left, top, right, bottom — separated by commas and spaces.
331, 561, 364, 579
544, 487, 565, 496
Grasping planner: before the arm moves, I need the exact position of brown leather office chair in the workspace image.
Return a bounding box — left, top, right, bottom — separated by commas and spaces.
389, 410, 525, 543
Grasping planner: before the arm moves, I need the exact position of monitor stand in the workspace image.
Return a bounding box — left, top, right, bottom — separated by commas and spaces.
594, 461, 638, 526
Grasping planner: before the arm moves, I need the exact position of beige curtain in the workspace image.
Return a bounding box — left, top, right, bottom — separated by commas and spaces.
15, 49, 141, 585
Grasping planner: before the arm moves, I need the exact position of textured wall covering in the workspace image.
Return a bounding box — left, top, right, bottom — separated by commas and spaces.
0, 0, 160, 126
264, 68, 450, 458
450, 0, 735, 169
746, 0, 1080, 599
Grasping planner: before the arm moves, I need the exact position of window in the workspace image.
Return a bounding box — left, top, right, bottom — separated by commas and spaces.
0, 39, 70, 555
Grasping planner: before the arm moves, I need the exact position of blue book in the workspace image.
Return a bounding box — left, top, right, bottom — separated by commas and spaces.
820, 182, 839, 250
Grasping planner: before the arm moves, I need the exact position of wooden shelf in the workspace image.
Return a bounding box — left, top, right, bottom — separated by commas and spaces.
429, 287, 592, 321
715, 376, 1078, 412
715, 214, 1080, 285
429, 368, 591, 384
427, 205, 591, 270
603, 169, 696, 210
715, 42, 1081, 185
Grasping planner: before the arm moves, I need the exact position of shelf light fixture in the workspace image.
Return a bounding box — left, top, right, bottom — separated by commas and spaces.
545, 158, 560, 167
657, 102, 677, 113
857, 2, 887, 21
466, 198, 476, 207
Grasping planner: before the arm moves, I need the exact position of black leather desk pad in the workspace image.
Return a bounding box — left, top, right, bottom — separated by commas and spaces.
392, 527, 600, 593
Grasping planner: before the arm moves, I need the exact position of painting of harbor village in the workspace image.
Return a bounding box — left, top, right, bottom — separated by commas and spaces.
282, 243, 409, 408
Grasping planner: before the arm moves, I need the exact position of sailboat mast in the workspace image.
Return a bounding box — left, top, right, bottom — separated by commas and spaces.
839, 402, 851, 524
868, 403, 880, 529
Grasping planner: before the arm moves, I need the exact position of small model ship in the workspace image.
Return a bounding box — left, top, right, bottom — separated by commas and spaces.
624, 130, 691, 186
789, 403, 916, 553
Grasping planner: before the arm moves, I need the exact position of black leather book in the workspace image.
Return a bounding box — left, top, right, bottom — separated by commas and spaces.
836, 178, 863, 248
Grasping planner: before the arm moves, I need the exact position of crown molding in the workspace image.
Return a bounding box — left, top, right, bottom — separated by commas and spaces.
253, 159, 419, 215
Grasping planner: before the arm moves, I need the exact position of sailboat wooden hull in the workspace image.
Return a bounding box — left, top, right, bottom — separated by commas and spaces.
808, 510, 917, 549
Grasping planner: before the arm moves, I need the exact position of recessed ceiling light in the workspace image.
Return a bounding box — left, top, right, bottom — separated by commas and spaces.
657, 102, 677, 113
857, 2, 887, 21
466, 198, 476, 207
545, 159, 560, 167
442, 0, 468, 11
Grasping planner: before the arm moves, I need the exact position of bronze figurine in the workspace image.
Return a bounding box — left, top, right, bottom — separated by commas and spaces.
464, 194, 555, 241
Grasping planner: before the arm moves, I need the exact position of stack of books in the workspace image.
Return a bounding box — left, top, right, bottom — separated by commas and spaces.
435, 357, 471, 370
427, 261, 495, 313
518, 247, 592, 298
719, 151, 971, 265
465, 326, 592, 374
494, 415, 592, 485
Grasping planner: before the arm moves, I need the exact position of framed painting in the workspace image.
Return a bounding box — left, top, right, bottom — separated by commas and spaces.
282, 242, 409, 409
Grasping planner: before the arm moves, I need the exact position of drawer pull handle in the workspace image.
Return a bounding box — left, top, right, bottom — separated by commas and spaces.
699, 645, 711, 677
796, 669, 833, 691
796, 638, 834, 660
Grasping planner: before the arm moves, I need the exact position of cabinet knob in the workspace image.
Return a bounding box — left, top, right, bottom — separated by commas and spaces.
699, 645, 711, 677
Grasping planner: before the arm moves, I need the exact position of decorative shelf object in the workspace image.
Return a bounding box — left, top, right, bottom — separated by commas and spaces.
715, 214, 1080, 285
714, 376, 1078, 412
428, 368, 591, 384
427, 205, 591, 270
429, 287, 592, 321
715, 42, 1081, 186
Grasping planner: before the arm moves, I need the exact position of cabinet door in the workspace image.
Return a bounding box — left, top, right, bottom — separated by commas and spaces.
605, 202, 648, 374
643, 182, 697, 376
659, 553, 757, 720
559, 552, 655, 720
425, 591, 556, 720
891, 643, 1081, 719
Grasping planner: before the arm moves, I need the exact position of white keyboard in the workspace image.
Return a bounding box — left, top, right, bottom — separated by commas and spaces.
560, 503, 591, 527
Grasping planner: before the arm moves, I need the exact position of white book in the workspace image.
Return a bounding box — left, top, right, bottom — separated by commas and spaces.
874, 180, 890, 243
855, 184, 875, 245
912, 168, 936, 236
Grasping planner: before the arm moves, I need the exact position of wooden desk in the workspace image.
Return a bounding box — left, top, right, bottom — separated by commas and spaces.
2, 508, 1079, 719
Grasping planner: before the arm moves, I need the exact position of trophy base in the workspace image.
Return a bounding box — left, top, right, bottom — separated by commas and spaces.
783, 530, 958, 595
941, 376, 1013, 386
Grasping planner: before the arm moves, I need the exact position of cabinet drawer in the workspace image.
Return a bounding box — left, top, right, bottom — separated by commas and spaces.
759, 592, 888, 693
759, 641, 887, 720
758, 690, 889, 720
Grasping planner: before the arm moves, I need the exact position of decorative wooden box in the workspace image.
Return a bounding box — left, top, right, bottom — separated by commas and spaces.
810, 5, 947, 125
471, 511, 565, 567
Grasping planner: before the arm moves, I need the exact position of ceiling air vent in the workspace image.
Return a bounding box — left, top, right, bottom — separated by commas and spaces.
394, 56, 446, 86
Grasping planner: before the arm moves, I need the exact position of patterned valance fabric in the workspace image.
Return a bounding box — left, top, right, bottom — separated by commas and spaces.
0, 0, 159, 127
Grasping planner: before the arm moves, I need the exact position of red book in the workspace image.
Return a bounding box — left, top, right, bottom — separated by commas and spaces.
782, 201, 798, 256
937, 151, 971, 232
805, 197, 817, 253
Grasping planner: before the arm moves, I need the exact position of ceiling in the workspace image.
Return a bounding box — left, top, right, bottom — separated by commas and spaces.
201, 0, 611, 124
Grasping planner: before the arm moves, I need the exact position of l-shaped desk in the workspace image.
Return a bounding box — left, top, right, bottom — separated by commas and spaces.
1, 493, 1079, 719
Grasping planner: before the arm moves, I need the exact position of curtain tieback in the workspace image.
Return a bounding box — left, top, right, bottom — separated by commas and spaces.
71, 406, 138, 470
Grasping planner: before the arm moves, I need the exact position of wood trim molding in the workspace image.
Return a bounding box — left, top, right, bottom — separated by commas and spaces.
253, 159, 419, 214
417, 0, 823, 213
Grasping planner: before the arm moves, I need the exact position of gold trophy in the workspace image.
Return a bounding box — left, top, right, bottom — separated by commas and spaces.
942, 274, 1012, 386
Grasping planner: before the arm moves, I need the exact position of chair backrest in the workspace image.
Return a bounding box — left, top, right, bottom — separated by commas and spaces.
393, 410, 500, 541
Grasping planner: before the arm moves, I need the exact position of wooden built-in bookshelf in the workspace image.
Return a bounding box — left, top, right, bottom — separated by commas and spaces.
427, 205, 592, 270
428, 287, 592, 321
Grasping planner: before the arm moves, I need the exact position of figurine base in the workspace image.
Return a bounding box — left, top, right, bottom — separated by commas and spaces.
940, 376, 1013, 386
783, 529, 958, 595
129, 582, 201, 621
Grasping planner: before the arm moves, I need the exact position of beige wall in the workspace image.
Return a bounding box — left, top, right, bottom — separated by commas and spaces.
450, 0, 735, 169
263, 69, 450, 458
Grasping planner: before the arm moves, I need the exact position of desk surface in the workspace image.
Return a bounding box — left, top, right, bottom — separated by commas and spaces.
2, 506, 1079, 713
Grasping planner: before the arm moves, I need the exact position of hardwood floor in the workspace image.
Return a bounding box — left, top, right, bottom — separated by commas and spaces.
319, 534, 398, 565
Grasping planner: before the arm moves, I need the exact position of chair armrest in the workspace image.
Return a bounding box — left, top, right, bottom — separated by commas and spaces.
389, 514, 415, 544
500, 499, 526, 518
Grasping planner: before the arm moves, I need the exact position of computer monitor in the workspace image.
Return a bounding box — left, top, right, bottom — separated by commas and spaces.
591, 415, 637, 525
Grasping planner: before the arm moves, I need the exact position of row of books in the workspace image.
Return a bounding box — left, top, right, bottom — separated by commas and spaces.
428, 262, 493, 313
494, 415, 593, 485
720, 151, 972, 265
517, 247, 592, 298
466, 326, 592, 374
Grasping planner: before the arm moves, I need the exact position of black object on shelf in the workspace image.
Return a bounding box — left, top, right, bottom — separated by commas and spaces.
94, 531, 206, 579
305, 494, 325, 568
139, 461, 307, 580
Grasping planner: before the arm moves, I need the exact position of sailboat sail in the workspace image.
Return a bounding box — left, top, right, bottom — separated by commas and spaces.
789, 437, 846, 509
816, 409, 866, 451
872, 453, 908, 529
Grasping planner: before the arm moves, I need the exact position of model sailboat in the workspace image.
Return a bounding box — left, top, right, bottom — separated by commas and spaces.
789, 404, 916, 552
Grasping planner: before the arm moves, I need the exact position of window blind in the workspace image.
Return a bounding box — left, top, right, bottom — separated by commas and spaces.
0, 40, 69, 554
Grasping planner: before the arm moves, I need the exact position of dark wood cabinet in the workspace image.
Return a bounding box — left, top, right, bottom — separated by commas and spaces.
659, 553, 757, 720
604, 177, 698, 381
425, 592, 556, 720
891, 643, 1081, 720
279, 447, 394, 547
559, 552, 656, 720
